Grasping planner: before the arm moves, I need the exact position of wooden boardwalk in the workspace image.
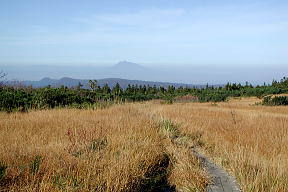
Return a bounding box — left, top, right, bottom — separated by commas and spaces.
192, 149, 242, 192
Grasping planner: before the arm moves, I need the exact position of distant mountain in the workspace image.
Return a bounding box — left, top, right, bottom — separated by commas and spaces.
109, 61, 149, 77
112, 61, 145, 70
9, 77, 204, 89
2, 61, 287, 85
4, 61, 226, 88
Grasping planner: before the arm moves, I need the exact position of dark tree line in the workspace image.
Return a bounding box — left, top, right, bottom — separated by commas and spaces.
0, 77, 288, 112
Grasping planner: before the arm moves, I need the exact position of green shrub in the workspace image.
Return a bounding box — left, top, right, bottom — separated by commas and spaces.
262, 96, 288, 106
1, 77, 288, 112
30, 155, 42, 175
160, 120, 180, 138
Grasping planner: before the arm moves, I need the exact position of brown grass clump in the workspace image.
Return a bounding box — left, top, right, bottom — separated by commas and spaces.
0, 104, 208, 191
156, 119, 208, 192
167, 146, 207, 191
0, 105, 166, 191
174, 95, 199, 102
143, 97, 288, 192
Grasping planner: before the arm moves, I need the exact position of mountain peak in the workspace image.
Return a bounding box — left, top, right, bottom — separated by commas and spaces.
59, 77, 74, 81
113, 61, 143, 69
40, 77, 53, 82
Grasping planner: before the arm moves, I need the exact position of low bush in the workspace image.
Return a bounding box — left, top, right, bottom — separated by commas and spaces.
262, 96, 288, 106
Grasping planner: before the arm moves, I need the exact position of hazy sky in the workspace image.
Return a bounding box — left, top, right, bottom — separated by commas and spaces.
1, 0, 287, 66
0, 0, 288, 84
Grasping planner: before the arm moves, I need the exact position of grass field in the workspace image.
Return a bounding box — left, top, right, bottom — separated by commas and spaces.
0, 104, 206, 191
0, 97, 287, 191
141, 97, 288, 192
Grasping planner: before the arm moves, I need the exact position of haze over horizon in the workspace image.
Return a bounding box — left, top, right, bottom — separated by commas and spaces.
1, 61, 287, 85
0, 0, 287, 84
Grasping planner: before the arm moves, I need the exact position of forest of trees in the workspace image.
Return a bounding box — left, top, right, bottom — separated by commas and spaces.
0, 76, 288, 112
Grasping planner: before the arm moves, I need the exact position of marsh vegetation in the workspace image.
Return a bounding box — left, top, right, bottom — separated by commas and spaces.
0, 96, 287, 191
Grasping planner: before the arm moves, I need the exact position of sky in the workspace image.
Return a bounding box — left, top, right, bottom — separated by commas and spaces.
0, 0, 287, 83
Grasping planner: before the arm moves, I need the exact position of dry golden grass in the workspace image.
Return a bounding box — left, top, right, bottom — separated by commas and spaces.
0, 104, 207, 191
141, 97, 288, 192
2, 97, 286, 192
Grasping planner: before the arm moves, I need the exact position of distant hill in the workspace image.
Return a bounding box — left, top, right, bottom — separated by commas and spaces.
112, 61, 146, 71
9, 77, 206, 89
2, 61, 288, 85
4, 61, 225, 88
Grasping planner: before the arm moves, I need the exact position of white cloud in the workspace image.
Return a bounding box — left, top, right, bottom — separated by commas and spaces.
75, 8, 186, 29
1, 4, 288, 65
